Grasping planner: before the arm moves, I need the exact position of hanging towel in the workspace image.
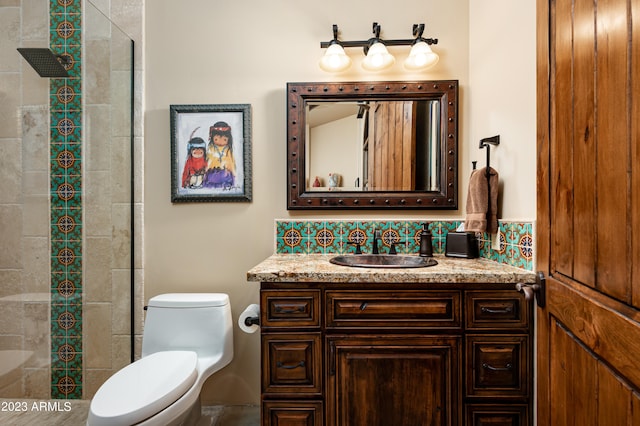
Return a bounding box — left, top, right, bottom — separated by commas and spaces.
465, 167, 499, 234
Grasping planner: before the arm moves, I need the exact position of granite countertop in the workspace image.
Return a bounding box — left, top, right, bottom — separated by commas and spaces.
247, 254, 536, 284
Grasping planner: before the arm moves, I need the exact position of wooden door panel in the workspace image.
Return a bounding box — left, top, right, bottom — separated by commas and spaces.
550, 0, 574, 278
548, 0, 635, 301
401, 101, 416, 189
571, 0, 596, 287
597, 364, 635, 426
549, 312, 640, 426
547, 277, 640, 389
538, 0, 640, 422
595, 0, 630, 302
633, 0, 640, 310
549, 316, 597, 426
369, 101, 416, 190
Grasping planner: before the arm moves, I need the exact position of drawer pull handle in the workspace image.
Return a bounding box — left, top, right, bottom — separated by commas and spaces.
276, 360, 305, 370
481, 306, 513, 314
482, 362, 513, 372
360, 302, 368, 311
274, 305, 305, 314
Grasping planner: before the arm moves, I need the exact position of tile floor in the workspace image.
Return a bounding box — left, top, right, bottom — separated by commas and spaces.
0, 400, 259, 426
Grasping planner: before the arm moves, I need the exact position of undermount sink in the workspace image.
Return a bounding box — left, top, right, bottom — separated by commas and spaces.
329, 254, 438, 269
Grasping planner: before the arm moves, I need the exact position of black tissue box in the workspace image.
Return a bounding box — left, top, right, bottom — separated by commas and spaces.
445, 232, 479, 258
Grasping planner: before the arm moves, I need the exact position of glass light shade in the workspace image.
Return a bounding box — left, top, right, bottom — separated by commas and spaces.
319, 43, 352, 72
361, 42, 395, 71
404, 41, 439, 70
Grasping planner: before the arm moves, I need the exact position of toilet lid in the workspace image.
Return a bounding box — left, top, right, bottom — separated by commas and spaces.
148, 293, 229, 308
88, 351, 198, 425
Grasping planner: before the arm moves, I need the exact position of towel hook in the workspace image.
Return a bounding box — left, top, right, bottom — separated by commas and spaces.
479, 135, 500, 177
479, 135, 500, 233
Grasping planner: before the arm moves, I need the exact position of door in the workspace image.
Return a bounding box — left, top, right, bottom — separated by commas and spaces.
368, 101, 417, 190
537, 0, 640, 424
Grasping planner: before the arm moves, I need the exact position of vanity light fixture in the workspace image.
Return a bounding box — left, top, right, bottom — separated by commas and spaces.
404, 24, 440, 70
318, 25, 352, 72
319, 22, 439, 73
361, 23, 395, 71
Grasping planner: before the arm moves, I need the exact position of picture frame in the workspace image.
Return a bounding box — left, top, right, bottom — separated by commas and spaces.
170, 104, 252, 203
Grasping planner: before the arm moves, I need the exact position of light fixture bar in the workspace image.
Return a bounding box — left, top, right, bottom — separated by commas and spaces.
321, 38, 438, 48
320, 24, 438, 49
319, 22, 439, 72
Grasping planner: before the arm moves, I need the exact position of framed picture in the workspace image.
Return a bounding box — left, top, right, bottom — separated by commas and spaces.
170, 104, 252, 202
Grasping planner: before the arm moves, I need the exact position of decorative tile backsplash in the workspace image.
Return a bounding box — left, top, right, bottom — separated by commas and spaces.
276, 219, 534, 271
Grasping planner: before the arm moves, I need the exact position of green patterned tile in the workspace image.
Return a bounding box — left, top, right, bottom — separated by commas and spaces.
50, 14, 79, 37
50, 1, 67, 15
51, 368, 82, 399
342, 222, 367, 254
276, 221, 291, 238
52, 88, 81, 111
51, 305, 82, 338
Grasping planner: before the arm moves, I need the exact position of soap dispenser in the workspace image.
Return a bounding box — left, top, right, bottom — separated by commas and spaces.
419, 222, 433, 257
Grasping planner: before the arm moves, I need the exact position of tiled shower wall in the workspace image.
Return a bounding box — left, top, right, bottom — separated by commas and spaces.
1, 0, 144, 400
1, 0, 58, 399
276, 219, 534, 270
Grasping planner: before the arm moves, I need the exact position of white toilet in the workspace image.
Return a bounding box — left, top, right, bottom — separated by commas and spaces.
87, 293, 234, 425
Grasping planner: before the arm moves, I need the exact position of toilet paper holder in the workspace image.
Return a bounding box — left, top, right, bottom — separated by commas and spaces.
244, 316, 259, 327
239, 303, 260, 334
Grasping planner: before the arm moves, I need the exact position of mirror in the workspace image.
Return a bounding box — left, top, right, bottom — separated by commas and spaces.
287, 80, 458, 209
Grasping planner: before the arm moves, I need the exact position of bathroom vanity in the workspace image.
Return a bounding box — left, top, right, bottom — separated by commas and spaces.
247, 255, 536, 426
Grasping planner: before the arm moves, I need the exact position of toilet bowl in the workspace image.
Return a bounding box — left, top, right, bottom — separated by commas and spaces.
87, 293, 233, 425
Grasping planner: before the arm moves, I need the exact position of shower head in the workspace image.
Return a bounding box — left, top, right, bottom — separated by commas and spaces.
17, 48, 70, 78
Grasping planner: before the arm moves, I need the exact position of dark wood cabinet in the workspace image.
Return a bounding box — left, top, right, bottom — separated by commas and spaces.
327, 335, 459, 426
259, 283, 532, 426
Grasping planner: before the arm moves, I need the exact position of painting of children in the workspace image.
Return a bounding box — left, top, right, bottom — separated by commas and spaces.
170, 104, 251, 202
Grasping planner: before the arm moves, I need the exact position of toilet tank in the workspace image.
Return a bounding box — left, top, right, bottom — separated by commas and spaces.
141, 293, 233, 362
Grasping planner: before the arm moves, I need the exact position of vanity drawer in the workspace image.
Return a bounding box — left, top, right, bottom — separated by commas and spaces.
262, 400, 324, 426
465, 291, 529, 330
466, 335, 529, 397
325, 290, 461, 329
262, 333, 322, 395
465, 404, 529, 426
261, 290, 321, 328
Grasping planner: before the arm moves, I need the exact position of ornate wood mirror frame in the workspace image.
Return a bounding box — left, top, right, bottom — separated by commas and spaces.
287, 80, 458, 210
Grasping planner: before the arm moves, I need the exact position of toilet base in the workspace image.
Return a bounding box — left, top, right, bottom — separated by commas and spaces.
136, 395, 202, 426
181, 397, 202, 426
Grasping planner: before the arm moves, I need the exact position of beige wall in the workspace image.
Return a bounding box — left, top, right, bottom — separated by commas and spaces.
144, 0, 535, 405
469, 0, 537, 220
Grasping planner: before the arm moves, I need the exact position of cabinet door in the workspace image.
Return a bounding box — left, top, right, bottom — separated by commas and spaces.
326, 335, 460, 426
